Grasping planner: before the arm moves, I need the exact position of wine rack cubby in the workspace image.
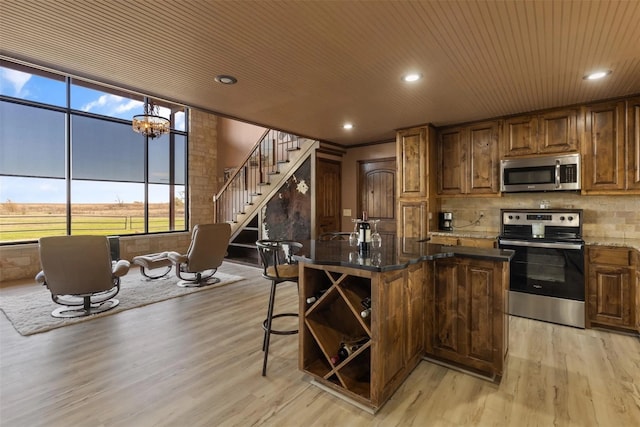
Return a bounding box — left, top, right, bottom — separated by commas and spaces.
299, 262, 422, 412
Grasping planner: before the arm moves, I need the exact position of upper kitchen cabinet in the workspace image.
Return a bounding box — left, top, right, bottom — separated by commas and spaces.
627, 97, 640, 191
582, 100, 626, 192
396, 125, 436, 241
502, 108, 579, 157
437, 121, 499, 195
397, 126, 429, 198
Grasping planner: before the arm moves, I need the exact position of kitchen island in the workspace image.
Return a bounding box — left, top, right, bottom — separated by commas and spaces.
296, 238, 513, 413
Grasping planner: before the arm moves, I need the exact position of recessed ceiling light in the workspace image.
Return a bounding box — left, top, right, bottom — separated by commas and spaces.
402, 73, 423, 82
343, 123, 354, 130
583, 70, 612, 80
215, 74, 238, 85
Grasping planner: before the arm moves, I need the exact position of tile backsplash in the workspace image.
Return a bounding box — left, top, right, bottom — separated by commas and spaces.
440, 193, 640, 239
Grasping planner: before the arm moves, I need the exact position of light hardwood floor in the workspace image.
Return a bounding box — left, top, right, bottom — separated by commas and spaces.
1, 262, 639, 426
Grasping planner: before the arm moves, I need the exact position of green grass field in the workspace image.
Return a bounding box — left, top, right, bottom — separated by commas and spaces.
0, 203, 186, 243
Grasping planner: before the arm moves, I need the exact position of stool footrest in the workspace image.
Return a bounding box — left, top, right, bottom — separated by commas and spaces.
262, 313, 298, 335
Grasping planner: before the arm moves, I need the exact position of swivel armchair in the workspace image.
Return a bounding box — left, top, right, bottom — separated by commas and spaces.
167, 223, 231, 287
36, 235, 130, 318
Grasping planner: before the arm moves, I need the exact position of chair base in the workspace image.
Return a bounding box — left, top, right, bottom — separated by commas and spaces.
177, 277, 221, 288
51, 299, 119, 318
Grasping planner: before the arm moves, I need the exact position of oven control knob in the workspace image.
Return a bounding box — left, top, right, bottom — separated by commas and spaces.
560, 216, 565, 221
568, 216, 574, 221
515, 215, 520, 220
508, 215, 513, 220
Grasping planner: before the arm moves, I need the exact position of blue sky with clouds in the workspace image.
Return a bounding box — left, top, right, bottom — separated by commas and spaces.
0, 66, 185, 204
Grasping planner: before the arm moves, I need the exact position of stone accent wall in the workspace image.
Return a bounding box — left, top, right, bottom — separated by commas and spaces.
0, 108, 218, 283
440, 193, 640, 239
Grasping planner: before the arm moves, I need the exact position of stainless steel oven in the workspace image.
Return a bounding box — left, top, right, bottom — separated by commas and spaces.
498, 209, 585, 328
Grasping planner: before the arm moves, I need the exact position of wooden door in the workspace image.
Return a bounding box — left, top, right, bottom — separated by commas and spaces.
502, 115, 537, 157
583, 101, 625, 191
462, 259, 496, 370
537, 108, 579, 154
316, 158, 341, 236
358, 158, 396, 238
588, 264, 632, 328
468, 121, 499, 194
374, 270, 407, 402
431, 258, 461, 358
397, 127, 427, 197
437, 127, 466, 194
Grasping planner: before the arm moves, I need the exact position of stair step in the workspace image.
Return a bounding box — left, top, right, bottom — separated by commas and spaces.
277, 160, 290, 164
229, 242, 257, 249
258, 182, 271, 186
286, 147, 301, 152
267, 171, 280, 175
250, 193, 262, 196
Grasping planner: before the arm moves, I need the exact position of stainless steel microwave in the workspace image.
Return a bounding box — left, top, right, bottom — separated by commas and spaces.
500, 153, 581, 192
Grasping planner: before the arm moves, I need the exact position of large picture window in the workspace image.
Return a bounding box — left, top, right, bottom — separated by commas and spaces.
0, 60, 188, 243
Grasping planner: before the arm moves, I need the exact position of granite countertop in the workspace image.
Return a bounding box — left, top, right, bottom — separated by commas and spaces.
429, 230, 498, 240
583, 237, 640, 252
295, 238, 514, 272
429, 230, 640, 252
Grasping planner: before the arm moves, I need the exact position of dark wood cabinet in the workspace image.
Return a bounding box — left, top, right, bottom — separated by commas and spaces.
587, 246, 636, 331
426, 257, 508, 379
502, 108, 579, 157
396, 125, 436, 240
582, 101, 626, 192
437, 121, 499, 195
627, 97, 640, 190
299, 262, 425, 412
397, 126, 429, 198
315, 157, 341, 237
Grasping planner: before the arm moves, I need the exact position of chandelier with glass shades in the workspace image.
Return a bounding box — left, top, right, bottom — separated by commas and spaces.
132, 101, 170, 139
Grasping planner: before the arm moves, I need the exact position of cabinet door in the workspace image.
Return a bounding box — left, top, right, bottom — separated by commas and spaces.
432, 259, 462, 357
375, 270, 407, 401
397, 127, 428, 198
397, 200, 428, 248
583, 101, 626, 191
502, 116, 537, 157
406, 263, 425, 364
537, 108, 579, 154
627, 97, 640, 190
437, 127, 466, 194
468, 121, 499, 193
462, 259, 498, 371
588, 264, 632, 328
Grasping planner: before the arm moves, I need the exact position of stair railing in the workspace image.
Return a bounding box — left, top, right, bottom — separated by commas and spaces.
214, 129, 303, 224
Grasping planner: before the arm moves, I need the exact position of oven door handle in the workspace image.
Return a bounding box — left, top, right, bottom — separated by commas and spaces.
499, 239, 583, 250
555, 160, 561, 188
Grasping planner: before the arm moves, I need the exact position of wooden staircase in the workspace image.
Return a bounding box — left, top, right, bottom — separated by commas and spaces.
214, 130, 319, 265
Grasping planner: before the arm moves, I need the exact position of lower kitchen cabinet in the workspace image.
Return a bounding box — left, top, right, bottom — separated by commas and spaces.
587, 246, 637, 332
299, 262, 425, 412
425, 257, 509, 380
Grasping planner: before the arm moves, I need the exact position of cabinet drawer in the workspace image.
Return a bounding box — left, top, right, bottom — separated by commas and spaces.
588, 246, 631, 266
458, 237, 496, 249
430, 236, 459, 246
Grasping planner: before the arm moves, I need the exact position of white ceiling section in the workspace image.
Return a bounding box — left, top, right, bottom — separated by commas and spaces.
1, 0, 639, 146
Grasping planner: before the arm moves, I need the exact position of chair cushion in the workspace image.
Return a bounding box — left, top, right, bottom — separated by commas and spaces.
266, 263, 299, 279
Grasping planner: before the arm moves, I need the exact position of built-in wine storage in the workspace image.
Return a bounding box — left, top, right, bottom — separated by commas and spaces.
299, 262, 425, 412
301, 266, 373, 402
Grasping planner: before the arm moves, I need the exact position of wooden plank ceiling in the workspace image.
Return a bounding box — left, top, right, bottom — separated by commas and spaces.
1, 0, 639, 146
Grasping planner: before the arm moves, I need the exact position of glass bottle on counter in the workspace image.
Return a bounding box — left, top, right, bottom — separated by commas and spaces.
358, 211, 371, 255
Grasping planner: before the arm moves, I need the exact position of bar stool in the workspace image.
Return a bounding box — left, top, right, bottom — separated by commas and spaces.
255, 240, 302, 376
